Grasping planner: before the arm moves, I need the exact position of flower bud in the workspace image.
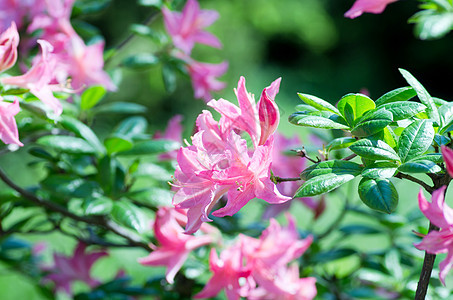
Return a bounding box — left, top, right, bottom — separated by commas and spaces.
0, 22, 19, 73
258, 77, 281, 145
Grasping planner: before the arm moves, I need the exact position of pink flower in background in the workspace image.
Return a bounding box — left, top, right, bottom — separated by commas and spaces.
187, 59, 228, 102
0, 22, 19, 73
1, 40, 64, 116
194, 243, 253, 300
43, 242, 107, 295
154, 114, 184, 160
415, 187, 453, 285
441, 146, 453, 177
138, 207, 216, 283
344, 0, 398, 19
163, 0, 221, 54
0, 97, 23, 146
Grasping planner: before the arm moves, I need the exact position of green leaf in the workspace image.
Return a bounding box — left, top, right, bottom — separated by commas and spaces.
123, 53, 159, 70
300, 160, 363, 180
61, 116, 106, 155
351, 109, 393, 137
41, 175, 100, 198
37, 135, 96, 154
337, 93, 376, 126
1, 88, 30, 96
326, 137, 357, 151
138, 0, 162, 7
162, 64, 177, 93
361, 162, 398, 179
378, 101, 426, 121
82, 197, 113, 215
434, 134, 451, 147
133, 163, 173, 181
294, 173, 355, 197
111, 201, 148, 233
311, 248, 357, 263
288, 113, 349, 129
127, 188, 173, 207
117, 139, 180, 156
294, 104, 319, 113
28, 147, 55, 161
349, 139, 400, 161
358, 178, 398, 214
81, 86, 106, 110
411, 153, 444, 164
398, 160, 442, 173
114, 116, 148, 139
104, 136, 133, 154
397, 119, 434, 162
413, 11, 453, 40
399, 68, 440, 125
375, 87, 416, 106
297, 93, 340, 114
339, 225, 381, 235
93, 102, 147, 115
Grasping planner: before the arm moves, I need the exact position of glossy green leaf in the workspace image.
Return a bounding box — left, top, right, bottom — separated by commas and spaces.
2, 88, 30, 96
114, 116, 148, 139
28, 147, 55, 161
93, 102, 147, 115
80, 86, 106, 110
117, 139, 180, 156
294, 104, 321, 113
411, 153, 444, 164
311, 248, 357, 263
413, 11, 453, 40
300, 160, 363, 180
358, 178, 398, 214
297, 93, 340, 114
434, 134, 451, 146
61, 116, 105, 155
440, 117, 453, 134
41, 175, 100, 198
326, 137, 357, 151
351, 109, 393, 137
123, 53, 159, 69
288, 113, 349, 129
111, 201, 148, 233
104, 136, 133, 154
37, 135, 96, 154
133, 163, 173, 181
82, 197, 113, 215
399, 68, 440, 125
438, 103, 453, 127
398, 160, 442, 173
349, 139, 400, 161
337, 93, 376, 125
127, 187, 173, 207
138, 0, 162, 7
378, 101, 426, 121
162, 64, 177, 93
375, 86, 416, 106
339, 225, 381, 235
397, 119, 434, 162
361, 162, 398, 179
294, 173, 355, 197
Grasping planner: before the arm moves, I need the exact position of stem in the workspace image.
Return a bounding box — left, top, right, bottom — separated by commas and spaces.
273, 176, 301, 183
394, 173, 434, 194
291, 148, 320, 164
0, 167, 151, 251
341, 154, 357, 161
415, 222, 439, 300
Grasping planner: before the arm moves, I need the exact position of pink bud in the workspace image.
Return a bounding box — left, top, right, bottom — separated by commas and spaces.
0, 22, 19, 73
257, 77, 281, 145
441, 146, 453, 178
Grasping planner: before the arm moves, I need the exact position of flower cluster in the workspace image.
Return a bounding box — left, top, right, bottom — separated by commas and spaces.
163, 0, 227, 102
415, 146, 453, 285
195, 214, 316, 300
172, 76, 291, 233
41, 242, 108, 295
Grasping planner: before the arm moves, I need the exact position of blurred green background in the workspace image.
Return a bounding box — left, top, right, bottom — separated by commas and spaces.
1, 0, 453, 298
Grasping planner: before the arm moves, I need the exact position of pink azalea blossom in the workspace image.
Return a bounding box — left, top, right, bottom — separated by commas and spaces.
43, 242, 107, 295
0, 22, 19, 73
344, 0, 398, 19
154, 114, 184, 160
1, 40, 64, 116
194, 242, 253, 300
186, 59, 228, 102
415, 186, 453, 284
138, 207, 217, 283
257, 77, 281, 145
162, 0, 221, 54
441, 146, 453, 177
0, 97, 22, 146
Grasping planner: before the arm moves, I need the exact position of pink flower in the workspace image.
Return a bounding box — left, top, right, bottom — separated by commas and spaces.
162, 0, 221, 54
0, 97, 22, 146
344, 0, 398, 19
154, 114, 184, 160
0, 22, 19, 73
1, 40, 64, 116
415, 186, 453, 284
257, 77, 281, 146
186, 59, 228, 102
194, 243, 253, 300
441, 146, 453, 178
43, 242, 107, 295
138, 207, 216, 283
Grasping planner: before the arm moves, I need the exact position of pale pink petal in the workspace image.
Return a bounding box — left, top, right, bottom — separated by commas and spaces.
344, 0, 398, 19
418, 187, 453, 229
442, 146, 453, 178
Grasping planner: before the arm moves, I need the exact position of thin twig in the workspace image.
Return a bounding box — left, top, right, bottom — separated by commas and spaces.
291, 148, 320, 164
273, 176, 301, 183
394, 173, 434, 194
0, 167, 151, 251
341, 154, 357, 161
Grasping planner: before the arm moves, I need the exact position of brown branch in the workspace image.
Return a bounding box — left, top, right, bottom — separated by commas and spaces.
341, 154, 357, 161
0, 167, 151, 251
394, 173, 434, 194
273, 176, 301, 183
415, 222, 439, 300
291, 148, 320, 164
